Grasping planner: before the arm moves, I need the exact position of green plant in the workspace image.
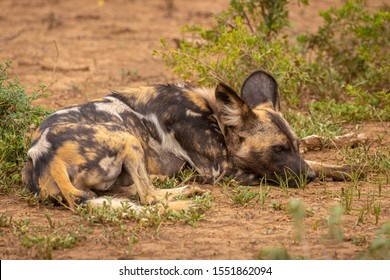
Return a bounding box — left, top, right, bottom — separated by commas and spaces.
0, 61, 50, 193
299, 0, 390, 99
256, 246, 292, 260
158, 0, 389, 125
340, 171, 361, 213
152, 167, 198, 190
288, 199, 306, 242
232, 186, 259, 206
126, 232, 139, 256
45, 213, 55, 229
221, 178, 261, 206
341, 145, 389, 176
270, 200, 283, 211
374, 203, 381, 225
358, 221, 390, 259
259, 184, 271, 209
228, 0, 309, 38
166, 193, 213, 227
327, 205, 344, 242
0, 214, 12, 228
307, 86, 390, 123
21, 232, 83, 260
76, 199, 137, 226
166, 208, 204, 227
12, 218, 30, 236
156, 0, 310, 106
284, 109, 343, 139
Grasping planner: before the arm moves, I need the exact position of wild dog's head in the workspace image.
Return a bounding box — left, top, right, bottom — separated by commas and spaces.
215, 70, 315, 187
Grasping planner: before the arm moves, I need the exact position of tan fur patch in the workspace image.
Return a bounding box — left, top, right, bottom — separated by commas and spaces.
118, 86, 158, 105
183, 88, 210, 111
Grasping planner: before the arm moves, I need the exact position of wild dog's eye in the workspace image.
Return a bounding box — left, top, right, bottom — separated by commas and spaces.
239, 136, 245, 143
273, 145, 282, 152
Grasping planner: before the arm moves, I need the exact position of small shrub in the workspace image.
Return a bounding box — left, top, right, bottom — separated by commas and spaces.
299, 0, 390, 99
21, 232, 83, 260
358, 221, 390, 259
257, 246, 292, 260
156, 0, 310, 107
0, 61, 51, 193
158, 0, 389, 124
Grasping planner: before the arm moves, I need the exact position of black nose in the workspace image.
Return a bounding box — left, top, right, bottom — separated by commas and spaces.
307, 170, 316, 183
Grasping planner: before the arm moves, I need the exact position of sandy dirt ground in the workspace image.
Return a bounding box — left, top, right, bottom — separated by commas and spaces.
0, 0, 389, 259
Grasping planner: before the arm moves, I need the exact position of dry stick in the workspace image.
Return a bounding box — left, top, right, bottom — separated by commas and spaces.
305, 160, 366, 181
372, 106, 389, 135
44, 40, 60, 92
171, 50, 225, 83
242, 10, 254, 34
300, 133, 368, 151
302, 133, 369, 180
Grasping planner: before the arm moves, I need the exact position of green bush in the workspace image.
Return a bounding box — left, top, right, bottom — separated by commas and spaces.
157, 0, 310, 107
157, 0, 389, 123
0, 61, 50, 193
308, 86, 390, 122
299, 0, 389, 99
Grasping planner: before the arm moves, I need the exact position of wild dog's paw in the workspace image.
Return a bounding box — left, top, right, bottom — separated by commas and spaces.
145, 184, 209, 204
179, 184, 209, 197
70, 189, 97, 206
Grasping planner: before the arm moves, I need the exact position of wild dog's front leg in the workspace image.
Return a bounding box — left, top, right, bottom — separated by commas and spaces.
178, 138, 230, 184
123, 137, 207, 205
305, 160, 367, 181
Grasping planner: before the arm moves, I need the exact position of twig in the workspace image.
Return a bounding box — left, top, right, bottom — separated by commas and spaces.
171, 50, 224, 83
372, 106, 389, 135
214, 14, 236, 30
242, 11, 254, 34
44, 40, 60, 92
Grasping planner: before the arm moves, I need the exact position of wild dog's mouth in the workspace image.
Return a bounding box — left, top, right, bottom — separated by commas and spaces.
236, 162, 316, 187
265, 168, 316, 188
233, 165, 316, 187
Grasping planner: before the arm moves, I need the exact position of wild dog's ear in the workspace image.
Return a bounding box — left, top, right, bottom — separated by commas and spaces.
215, 83, 251, 127
241, 70, 280, 111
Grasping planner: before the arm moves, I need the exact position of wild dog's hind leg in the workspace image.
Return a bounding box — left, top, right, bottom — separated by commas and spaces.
49, 155, 96, 209
122, 136, 207, 206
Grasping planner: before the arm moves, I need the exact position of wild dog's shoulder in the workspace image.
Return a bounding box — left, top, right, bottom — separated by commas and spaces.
110, 83, 216, 118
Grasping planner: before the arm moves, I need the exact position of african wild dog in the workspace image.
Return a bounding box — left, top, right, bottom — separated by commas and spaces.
22, 70, 316, 211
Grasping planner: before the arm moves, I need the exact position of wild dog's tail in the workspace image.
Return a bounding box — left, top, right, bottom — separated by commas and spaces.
87, 197, 198, 214
87, 197, 143, 211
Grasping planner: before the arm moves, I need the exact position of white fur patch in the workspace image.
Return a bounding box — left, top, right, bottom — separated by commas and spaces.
99, 155, 115, 171
98, 155, 121, 179
175, 82, 186, 88
185, 109, 202, 117
52, 106, 80, 115
88, 197, 143, 211
27, 128, 52, 164
212, 165, 221, 178
95, 96, 139, 122
221, 105, 242, 127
